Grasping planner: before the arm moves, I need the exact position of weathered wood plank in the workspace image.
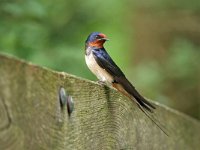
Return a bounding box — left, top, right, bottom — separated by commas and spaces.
0, 53, 200, 150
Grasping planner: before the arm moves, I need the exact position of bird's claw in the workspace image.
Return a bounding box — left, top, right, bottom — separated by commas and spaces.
97, 81, 106, 86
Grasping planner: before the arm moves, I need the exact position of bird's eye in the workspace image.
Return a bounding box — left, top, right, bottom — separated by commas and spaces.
95, 35, 100, 39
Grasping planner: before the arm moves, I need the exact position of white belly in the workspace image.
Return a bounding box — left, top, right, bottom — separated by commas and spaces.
85, 53, 113, 83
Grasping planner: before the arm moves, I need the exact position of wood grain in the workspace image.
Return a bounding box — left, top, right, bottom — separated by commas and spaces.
0, 53, 200, 150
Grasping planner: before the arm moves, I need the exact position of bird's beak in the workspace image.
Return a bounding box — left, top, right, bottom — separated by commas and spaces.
99, 38, 109, 41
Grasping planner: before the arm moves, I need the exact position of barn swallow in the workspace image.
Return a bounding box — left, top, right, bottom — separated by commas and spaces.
85, 32, 167, 135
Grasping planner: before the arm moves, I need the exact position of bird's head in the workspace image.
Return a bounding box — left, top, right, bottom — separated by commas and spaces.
85, 32, 109, 48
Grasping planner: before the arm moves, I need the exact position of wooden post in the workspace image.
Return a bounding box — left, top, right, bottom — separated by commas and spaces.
0, 53, 200, 150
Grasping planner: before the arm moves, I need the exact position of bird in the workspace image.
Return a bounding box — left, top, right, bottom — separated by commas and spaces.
84, 32, 168, 135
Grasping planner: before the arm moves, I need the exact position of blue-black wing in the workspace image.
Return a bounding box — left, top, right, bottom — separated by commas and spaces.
92, 48, 167, 135
92, 48, 125, 78
92, 48, 155, 112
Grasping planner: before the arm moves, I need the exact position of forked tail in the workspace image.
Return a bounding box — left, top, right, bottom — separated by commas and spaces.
136, 102, 169, 136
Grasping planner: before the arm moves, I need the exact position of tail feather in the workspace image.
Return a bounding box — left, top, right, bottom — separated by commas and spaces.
114, 77, 155, 113
137, 103, 169, 136
131, 89, 155, 113
112, 77, 168, 135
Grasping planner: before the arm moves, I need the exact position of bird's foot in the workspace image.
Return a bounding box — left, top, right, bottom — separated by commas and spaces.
97, 80, 106, 86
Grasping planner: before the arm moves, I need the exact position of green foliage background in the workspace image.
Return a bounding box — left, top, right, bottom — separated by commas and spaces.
0, 0, 130, 80
0, 0, 199, 119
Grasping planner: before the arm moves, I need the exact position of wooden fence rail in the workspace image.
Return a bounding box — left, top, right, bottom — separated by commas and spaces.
0, 53, 200, 150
